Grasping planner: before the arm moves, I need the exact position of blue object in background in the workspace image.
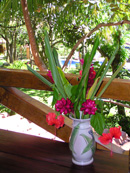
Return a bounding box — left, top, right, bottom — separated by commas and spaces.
60, 59, 80, 68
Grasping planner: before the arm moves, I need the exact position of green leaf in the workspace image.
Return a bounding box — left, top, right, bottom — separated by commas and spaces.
71, 85, 78, 102
52, 48, 61, 68
44, 30, 67, 98
95, 57, 108, 79
90, 112, 105, 135
95, 99, 104, 114
57, 67, 72, 98
90, 44, 119, 99
52, 87, 61, 107
87, 77, 100, 99
80, 134, 93, 154
73, 101, 82, 119
77, 37, 99, 100
27, 65, 53, 88
0, 0, 11, 19
97, 60, 126, 98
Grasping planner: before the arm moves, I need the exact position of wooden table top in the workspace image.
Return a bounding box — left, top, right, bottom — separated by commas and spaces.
0, 129, 129, 173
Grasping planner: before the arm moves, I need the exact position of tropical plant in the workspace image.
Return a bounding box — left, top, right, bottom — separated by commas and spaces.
27, 31, 125, 135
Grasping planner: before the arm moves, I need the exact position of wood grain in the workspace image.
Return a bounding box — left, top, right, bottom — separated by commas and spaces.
0, 129, 128, 172
0, 86, 72, 142
1, 68, 130, 101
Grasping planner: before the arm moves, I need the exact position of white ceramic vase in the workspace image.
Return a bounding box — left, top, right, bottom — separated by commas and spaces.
69, 116, 95, 166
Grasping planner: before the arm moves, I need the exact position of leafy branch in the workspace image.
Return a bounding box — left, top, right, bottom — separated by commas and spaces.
62, 20, 130, 70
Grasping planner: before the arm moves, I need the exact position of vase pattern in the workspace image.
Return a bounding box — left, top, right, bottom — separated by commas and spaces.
69, 116, 95, 166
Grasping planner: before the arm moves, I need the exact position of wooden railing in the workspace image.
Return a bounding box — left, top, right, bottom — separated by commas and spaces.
0, 68, 130, 143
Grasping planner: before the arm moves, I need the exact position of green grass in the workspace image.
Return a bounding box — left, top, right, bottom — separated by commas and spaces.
19, 88, 53, 106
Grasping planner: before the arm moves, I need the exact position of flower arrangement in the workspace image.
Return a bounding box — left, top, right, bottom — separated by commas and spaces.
27, 31, 125, 137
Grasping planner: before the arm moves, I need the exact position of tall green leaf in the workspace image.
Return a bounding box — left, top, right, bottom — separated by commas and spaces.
95, 57, 108, 79
90, 44, 119, 99
27, 65, 53, 88
97, 60, 126, 98
75, 37, 99, 102
44, 30, 67, 98
57, 67, 72, 98
52, 48, 61, 68
87, 77, 99, 99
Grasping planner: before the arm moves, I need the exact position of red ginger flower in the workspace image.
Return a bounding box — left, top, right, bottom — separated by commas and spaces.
79, 70, 82, 76
55, 98, 74, 115
47, 70, 54, 83
80, 58, 84, 65
98, 126, 122, 145
88, 66, 96, 88
79, 65, 96, 88
80, 99, 97, 115
46, 113, 65, 129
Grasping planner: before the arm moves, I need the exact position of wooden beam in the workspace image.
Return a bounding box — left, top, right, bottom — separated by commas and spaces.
1, 68, 130, 101
96, 78, 130, 102
0, 69, 51, 90
0, 86, 72, 142
0, 68, 78, 90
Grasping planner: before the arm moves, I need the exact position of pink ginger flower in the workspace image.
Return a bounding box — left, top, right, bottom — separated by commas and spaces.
47, 70, 54, 83
80, 99, 97, 115
79, 65, 96, 88
88, 66, 96, 88
80, 58, 84, 65
79, 70, 82, 79
79, 70, 82, 76
55, 98, 74, 115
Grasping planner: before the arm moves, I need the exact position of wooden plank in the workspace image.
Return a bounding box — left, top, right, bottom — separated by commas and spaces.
0, 129, 129, 172
1, 68, 130, 101
0, 86, 72, 142
96, 78, 130, 101
0, 68, 78, 90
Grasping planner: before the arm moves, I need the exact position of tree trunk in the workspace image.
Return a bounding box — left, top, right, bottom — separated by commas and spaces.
9, 43, 13, 63
21, 0, 46, 71
13, 32, 17, 61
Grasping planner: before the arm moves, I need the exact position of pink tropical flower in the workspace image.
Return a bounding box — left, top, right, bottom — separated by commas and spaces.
79, 70, 82, 79
89, 66, 96, 79
79, 65, 96, 88
88, 66, 96, 88
79, 70, 82, 76
55, 98, 74, 115
80, 58, 84, 65
47, 70, 54, 83
80, 99, 97, 115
